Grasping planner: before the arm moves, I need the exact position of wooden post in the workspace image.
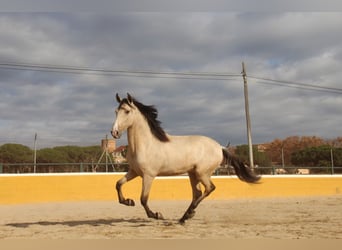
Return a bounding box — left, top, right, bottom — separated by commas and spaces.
105, 134, 108, 172
242, 62, 254, 169
331, 147, 334, 175
33, 133, 37, 173
281, 146, 285, 168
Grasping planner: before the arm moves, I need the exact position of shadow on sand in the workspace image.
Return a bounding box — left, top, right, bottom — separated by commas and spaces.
5, 218, 155, 228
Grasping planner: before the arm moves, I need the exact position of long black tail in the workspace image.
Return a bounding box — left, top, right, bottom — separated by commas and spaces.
222, 148, 261, 183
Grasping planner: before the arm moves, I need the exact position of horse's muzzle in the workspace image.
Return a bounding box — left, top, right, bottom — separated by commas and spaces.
111, 130, 121, 139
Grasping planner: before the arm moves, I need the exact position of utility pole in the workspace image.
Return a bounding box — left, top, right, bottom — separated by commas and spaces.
33, 133, 37, 173
105, 134, 108, 172
281, 146, 285, 168
242, 62, 254, 169
331, 147, 334, 175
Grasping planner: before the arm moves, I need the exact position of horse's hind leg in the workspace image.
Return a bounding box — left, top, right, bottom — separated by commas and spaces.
189, 171, 203, 201
179, 174, 216, 224
116, 169, 138, 206
184, 172, 202, 219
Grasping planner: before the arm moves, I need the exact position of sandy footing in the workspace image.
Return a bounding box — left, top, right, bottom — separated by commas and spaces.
1, 195, 342, 239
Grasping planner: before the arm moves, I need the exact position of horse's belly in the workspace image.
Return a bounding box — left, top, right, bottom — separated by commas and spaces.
157, 165, 191, 176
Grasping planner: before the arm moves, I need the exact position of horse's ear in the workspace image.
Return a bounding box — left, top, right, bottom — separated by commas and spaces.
127, 93, 133, 104
116, 93, 121, 103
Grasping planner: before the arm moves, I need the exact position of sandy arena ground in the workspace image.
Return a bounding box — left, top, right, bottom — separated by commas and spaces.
0, 195, 342, 239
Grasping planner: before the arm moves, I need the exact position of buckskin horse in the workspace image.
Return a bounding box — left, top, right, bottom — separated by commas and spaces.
111, 93, 260, 223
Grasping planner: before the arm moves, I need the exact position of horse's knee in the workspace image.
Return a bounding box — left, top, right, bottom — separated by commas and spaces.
194, 189, 202, 197
204, 183, 215, 197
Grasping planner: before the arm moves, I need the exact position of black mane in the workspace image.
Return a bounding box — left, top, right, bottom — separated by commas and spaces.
119, 97, 169, 142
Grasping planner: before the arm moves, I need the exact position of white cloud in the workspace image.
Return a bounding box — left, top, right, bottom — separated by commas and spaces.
0, 12, 342, 149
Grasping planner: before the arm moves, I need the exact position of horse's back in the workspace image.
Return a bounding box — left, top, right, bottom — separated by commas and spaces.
164, 134, 223, 172
169, 134, 222, 150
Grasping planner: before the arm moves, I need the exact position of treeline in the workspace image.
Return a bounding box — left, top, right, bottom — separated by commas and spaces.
233, 136, 342, 174
0, 144, 103, 164
1, 135, 342, 173
0, 144, 111, 173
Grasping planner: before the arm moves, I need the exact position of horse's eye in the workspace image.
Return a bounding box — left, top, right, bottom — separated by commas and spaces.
125, 110, 130, 114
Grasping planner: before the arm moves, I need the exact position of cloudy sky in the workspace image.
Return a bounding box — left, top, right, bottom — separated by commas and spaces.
1, 12, 342, 149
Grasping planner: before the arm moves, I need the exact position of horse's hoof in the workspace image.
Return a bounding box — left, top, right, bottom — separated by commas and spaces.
179, 218, 186, 225
156, 212, 164, 220
127, 199, 135, 206
178, 210, 195, 224
121, 199, 135, 206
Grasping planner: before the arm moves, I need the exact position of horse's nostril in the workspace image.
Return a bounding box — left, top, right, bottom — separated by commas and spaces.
111, 130, 120, 138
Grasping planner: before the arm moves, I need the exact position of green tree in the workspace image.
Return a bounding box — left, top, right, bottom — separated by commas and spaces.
0, 143, 33, 163
292, 145, 330, 166
0, 143, 112, 173
333, 148, 342, 168
80, 146, 103, 163
291, 145, 342, 173
37, 148, 68, 163
54, 146, 85, 162
235, 145, 271, 168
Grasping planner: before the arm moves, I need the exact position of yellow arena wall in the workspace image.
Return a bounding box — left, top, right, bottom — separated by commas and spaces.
0, 173, 341, 204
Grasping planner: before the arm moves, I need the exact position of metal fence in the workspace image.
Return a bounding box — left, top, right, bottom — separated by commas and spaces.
0, 162, 129, 174
215, 165, 342, 175
1, 162, 342, 175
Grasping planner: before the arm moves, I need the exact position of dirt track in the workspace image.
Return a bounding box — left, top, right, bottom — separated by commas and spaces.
1, 195, 342, 239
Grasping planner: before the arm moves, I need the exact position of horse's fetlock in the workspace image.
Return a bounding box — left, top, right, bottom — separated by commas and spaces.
140, 197, 148, 207
187, 210, 196, 219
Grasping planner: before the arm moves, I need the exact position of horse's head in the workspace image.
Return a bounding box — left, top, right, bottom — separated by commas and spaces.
111, 93, 169, 142
111, 93, 136, 139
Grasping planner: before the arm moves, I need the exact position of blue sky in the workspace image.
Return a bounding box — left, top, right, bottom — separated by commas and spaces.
0, 12, 342, 148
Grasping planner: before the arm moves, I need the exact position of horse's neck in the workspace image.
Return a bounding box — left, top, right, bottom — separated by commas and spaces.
127, 114, 156, 155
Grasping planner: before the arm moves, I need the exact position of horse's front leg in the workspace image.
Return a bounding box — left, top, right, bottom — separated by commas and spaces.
141, 175, 164, 220
116, 170, 138, 206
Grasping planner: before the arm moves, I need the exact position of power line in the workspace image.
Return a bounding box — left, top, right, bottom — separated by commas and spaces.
249, 75, 342, 94
254, 80, 342, 95
0, 65, 239, 81
0, 61, 240, 79
1, 61, 342, 94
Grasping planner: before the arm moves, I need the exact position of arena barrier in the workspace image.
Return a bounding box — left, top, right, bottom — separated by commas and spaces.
0, 173, 341, 204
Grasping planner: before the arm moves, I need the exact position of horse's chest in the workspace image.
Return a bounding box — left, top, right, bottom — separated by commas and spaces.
127, 152, 154, 175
